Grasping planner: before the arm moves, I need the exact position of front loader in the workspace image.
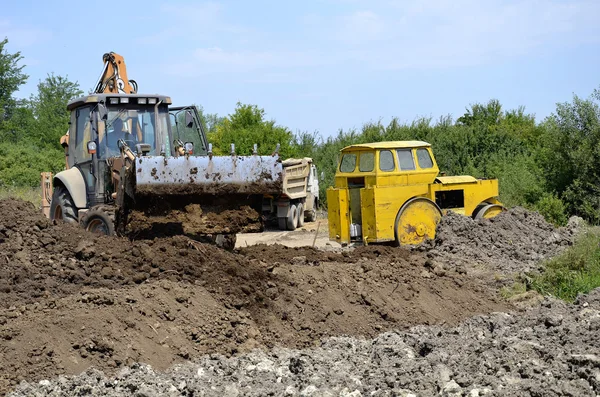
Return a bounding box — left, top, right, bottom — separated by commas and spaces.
41, 94, 282, 249
40, 52, 282, 249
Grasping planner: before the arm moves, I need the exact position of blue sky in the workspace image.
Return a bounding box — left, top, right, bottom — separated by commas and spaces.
2, 0, 599, 137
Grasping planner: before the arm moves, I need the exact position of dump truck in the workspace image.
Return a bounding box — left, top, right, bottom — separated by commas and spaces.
262, 157, 319, 231
41, 52, 282, 249
327, 141, 504, 246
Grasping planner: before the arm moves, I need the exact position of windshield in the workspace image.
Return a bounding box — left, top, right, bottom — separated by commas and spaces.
99, 105, 170, 159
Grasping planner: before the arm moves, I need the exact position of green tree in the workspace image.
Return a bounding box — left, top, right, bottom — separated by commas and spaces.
539, 88, 600, 223
28, 73, 83, 147
0, 38, 28, 140
210, 102, 296, 158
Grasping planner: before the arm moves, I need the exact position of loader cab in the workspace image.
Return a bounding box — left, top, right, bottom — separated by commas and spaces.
64, 94, 173, 206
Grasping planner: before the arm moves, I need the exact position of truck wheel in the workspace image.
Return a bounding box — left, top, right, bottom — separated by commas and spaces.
278, 217, 287, 230
50, 186, 78, 224
305, 199, 317, 222
297, 203, 305, 227
286, 204, 298, 231
81, 208, 115, 236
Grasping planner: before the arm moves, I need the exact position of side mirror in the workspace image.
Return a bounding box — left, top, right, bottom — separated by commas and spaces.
97, 103, 108, 120
185, 110, 194, 128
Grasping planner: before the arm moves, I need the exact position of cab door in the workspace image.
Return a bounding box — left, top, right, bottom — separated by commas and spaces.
168, 106, 209, 155
68, 106, 95, 205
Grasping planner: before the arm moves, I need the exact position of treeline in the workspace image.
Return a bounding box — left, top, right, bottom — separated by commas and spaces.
210, 92, 600, 227
0, 39, 82, 187
1, 38, 599, 226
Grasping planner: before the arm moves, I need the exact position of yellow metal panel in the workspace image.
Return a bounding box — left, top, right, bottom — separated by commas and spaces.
435, 175, 478, 184
360, 188, 377, 243
342, 141, 431, 151
327, 188, 350, 244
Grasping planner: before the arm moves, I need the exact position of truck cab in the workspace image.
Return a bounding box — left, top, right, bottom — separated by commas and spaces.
327, 141, 503, 246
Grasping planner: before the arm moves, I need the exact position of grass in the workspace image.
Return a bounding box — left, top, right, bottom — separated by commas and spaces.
528, 228, 600, 302
0, 186, 42, 206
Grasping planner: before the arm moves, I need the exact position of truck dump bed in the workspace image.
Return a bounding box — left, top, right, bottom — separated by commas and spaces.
281, 158, 312, 199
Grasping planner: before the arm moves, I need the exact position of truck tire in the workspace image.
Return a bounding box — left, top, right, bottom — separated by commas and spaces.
305, 199, 317, 222
81, 208, 116, 236
50, 186, 78, 224
278, 217, 287, 230
297, 203, 305, 227
286, 204, 298, 231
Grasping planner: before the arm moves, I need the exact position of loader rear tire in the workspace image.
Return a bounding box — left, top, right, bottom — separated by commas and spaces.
81, 209, 116, 236
394, 197, 441, 246
50, 186, 78, 224
286, 204, 298, 231
297, 203, 305, 227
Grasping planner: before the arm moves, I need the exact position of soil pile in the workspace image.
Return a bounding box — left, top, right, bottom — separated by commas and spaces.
426, 207, 583, 277
0, 199, 507, 394
11, 289, 600, 396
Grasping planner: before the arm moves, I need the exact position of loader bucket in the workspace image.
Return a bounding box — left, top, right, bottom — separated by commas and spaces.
135, 154, 282, 195
122, 154, 283, 238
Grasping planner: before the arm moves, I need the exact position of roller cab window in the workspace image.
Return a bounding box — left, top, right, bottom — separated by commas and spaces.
397, 149, 416, 171
339, 153, 357, 173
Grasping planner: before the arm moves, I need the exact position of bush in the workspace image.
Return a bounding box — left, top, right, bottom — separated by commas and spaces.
535, 194, 568, 227
530, 229, 600, 302
0, 143, 64, 187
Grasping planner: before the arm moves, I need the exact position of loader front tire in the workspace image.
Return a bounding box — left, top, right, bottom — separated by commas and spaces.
81, 208, 116, 236
286, 204, 298, 231
50, 186, 78, 224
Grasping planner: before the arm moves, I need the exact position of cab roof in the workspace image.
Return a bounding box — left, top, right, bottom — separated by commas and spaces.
67, 93, 173, 110
341, 140, 431, 151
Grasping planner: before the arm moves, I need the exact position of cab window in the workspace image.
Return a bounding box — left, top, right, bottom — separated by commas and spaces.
416, 148, 434, 169
397, 149, 416, 171
379, 150, 395, 171
74, 107, 92, 163
340, 153, 357, 172
359, 152, 374, 172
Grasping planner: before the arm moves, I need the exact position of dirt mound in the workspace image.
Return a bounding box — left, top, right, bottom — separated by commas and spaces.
0, 198, 508, 394
426, 207, 580, 279
11, 289, 600, 396
237, 243, 411, 265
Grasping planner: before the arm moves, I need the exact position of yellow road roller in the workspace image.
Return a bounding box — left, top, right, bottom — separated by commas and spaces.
327, 141, 504, 245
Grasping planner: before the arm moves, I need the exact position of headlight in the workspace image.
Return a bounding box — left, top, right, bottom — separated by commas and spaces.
184, 142, 194, 154
120, 97, 129, 104
109, 98, 119, 105
148, 98, 157, 104
138, 98, 147, 104
87, 141, 97, 154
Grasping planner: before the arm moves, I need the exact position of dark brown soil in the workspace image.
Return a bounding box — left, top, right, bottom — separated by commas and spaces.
0, 198, 508, 394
